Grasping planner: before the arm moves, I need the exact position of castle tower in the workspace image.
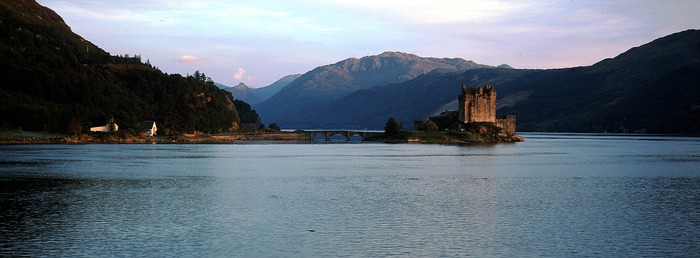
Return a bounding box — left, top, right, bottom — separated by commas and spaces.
458, 84, 496, 123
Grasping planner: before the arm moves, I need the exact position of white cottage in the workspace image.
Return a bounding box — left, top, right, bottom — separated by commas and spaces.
144, 121, 157, 136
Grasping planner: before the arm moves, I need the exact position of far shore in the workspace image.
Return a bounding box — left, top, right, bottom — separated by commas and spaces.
0, 131, 311, 144
0, 130, 523, 145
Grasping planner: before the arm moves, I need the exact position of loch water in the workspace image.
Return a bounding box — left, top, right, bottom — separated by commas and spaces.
1, 133, 699, 257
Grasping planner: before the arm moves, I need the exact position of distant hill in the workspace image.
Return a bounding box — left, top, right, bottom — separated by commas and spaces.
499, 29, 700, 133
296, 68, 532, 130
224, 83, 263, 104
254, 74, 302, 101
0, 0, 251, 133
223, 74, 301, 105
294, 30, 700, 133
255, 51, 492, 126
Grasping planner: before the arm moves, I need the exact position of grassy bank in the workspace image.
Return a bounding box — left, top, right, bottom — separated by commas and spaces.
0, 130, 311, 144
368, 130, 523, 144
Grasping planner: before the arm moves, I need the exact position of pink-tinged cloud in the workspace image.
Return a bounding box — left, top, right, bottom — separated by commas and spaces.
179, 55, 202, 63
233, 68, 246, 81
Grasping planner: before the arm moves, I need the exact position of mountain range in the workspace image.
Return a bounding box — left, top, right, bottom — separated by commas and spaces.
219, 74, 301, 105
252, 30, 700, 134
254, 52, 492, 127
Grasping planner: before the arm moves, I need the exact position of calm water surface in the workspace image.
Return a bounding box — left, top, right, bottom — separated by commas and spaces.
1, 133, 699, 257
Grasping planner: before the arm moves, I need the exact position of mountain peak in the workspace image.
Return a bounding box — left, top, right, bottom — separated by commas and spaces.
377, 51, 418, 58
224, 74, 301, 105
233, 83, 249, 90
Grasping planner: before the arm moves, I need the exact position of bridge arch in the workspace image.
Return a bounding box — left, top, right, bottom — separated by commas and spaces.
312, 133, 327, 142
308, 131, 372, 142
328, 133, 348, 142
349, 133, 364, 142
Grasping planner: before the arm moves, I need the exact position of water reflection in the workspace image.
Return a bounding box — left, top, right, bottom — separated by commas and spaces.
0, 135, 699, 256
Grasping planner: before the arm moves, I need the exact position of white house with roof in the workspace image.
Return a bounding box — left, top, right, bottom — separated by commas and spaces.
144, 121, 157, 136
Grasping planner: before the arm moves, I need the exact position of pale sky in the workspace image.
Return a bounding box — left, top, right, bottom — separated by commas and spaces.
37, 0, 700, 87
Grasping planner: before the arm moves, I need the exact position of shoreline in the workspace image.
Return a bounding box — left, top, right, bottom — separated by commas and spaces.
0, 132, 310, 145
0, 130, 523, 145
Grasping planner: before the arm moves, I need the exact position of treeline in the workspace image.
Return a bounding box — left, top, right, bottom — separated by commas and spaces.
0, 59, 246, 134
0, 3, 260, 134
233, 99, 260, 124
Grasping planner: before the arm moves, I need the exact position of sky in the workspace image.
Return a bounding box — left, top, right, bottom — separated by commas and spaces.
37, 0, 700, 87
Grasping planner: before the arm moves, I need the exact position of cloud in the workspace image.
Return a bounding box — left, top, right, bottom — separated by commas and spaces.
230, 68, 258, 83
179, 55, 202, 63
233, 68, 246, 81
334, 0, 517, 24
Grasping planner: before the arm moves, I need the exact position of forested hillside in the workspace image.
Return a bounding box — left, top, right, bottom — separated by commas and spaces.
497, 29, 700, 133
0, 0, 255, 134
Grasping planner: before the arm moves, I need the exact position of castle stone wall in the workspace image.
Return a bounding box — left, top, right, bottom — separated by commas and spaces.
458, 85, 496, 123
496, 115, 517, 135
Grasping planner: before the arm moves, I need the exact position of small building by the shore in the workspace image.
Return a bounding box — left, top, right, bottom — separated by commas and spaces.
144, 121, 157, 136
90, 118, 118, 133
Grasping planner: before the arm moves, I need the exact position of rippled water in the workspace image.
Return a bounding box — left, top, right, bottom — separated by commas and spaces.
1, 133, 699, 256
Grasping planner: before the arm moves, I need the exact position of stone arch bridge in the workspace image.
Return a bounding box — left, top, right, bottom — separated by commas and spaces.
304, 130, 383, 142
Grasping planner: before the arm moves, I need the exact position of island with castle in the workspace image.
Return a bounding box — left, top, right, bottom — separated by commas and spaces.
423, 84, 516, 134
381, 84, 523, 143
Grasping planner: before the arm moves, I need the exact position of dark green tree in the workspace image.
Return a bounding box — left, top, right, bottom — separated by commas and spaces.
234, 99, 261, 124
67, 117, 83, 135
384, 117, 401, 135
268, 123, 281, 131
418, 120, 438, 131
